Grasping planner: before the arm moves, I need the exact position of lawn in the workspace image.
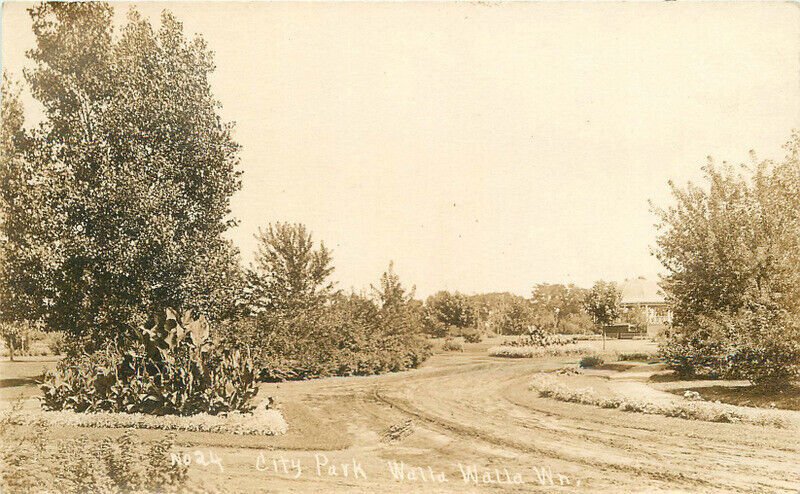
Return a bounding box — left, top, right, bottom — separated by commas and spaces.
0, 357, 59, 403
668, 384, 800, 411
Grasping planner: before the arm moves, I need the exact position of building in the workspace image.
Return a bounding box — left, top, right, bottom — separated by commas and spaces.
619, 277, 672, 338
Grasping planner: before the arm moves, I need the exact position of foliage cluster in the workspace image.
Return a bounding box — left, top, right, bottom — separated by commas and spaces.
0, 411, 190, 494
233, 248, 431, 380
0, 3, 244, 344
583, 281, 622, 328
654, 135, 800, 386
579, 355, 604, 368
41, 309, 260, 415
441, 337, 465, 352
423, 291, 477, 337
616, 351, 656, 362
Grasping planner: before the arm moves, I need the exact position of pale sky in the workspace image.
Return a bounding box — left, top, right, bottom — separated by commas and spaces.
2, 1, 799, 297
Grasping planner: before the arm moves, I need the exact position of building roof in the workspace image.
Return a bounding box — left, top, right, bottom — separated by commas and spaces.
620, 277, 666, 305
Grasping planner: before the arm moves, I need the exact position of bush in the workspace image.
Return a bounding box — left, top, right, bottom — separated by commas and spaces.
226, 294, 432, 381
462, 330, 483, 343
579, 355, 604, 368
616, 351, 656, 362
441, 338, 464, 352
660, 308, 800, 386
41, 308, 260, 416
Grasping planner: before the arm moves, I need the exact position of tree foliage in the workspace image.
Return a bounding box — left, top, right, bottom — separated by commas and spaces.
653, 133, 800, 385
423, 291, 477, 336
247, 222, 335, 314
530, 283, 588, 330
583, 281, 621, 328
0, 3, 243, 341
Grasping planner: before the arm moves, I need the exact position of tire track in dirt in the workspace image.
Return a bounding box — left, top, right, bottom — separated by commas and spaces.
367, 357, 800, 493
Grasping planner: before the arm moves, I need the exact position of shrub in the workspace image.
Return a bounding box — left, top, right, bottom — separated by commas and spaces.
579, 355, 604, 368
463, 330, 483, 343
660, 308, 800, 386
40, 308, 260, 416
617, 351, 656, 362
441, 338, 464, 352
226, 294, 432, 381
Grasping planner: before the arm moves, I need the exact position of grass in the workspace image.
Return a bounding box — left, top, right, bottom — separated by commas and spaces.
668, 385, 800, 411
0, 358, 59, 402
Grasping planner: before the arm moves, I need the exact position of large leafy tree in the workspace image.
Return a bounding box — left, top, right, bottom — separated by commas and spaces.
653, 134, 800, 385
0, 3, 243, 341
247, 222, 335, 314
423, 291, 477, 336
530, 283, 588, 330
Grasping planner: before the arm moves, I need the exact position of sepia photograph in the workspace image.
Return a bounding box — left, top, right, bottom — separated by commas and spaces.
0, 1, 798, 492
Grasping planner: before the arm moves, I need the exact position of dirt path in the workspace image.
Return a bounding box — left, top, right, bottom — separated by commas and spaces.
179, 353, 800, 493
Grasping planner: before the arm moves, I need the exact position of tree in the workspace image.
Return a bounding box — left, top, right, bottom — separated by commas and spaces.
371, 262, 425, 338
653, 134, 800, 385
0, 4, 243, 342
530, 283, 588, 330
371, 261, 414, 312
423, 291, 477, 336
248, 222, 335, 314
583, 281, 621, 328
491, 296, 536, 335
620, 306, 648, 332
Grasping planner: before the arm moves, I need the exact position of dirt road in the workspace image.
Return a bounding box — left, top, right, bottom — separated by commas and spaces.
183, 352, 800, 493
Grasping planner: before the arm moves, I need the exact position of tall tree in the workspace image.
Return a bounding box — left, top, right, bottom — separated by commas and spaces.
371, 261, 423, 337
653, 134, 800, 385
371, 261, 414, 311
0, 3, 243, 341
423, 291, 476, 336
530, 283, 588, 330
248, 222, 335, 314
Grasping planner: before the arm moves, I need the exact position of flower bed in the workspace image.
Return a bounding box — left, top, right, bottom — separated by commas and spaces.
488, 344, 594, 358
529, 374, 788, 428
8, 405, 288, 436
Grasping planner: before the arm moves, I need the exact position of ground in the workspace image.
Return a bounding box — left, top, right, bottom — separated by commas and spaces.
2, 340, 800, 493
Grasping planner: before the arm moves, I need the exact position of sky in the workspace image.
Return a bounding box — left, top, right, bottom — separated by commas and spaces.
2, 1, 799, 298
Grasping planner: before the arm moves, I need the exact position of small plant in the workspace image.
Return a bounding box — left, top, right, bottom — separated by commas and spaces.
683, 390, 704, 401
579, 355, 604, 368
441, 338, 464, 352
